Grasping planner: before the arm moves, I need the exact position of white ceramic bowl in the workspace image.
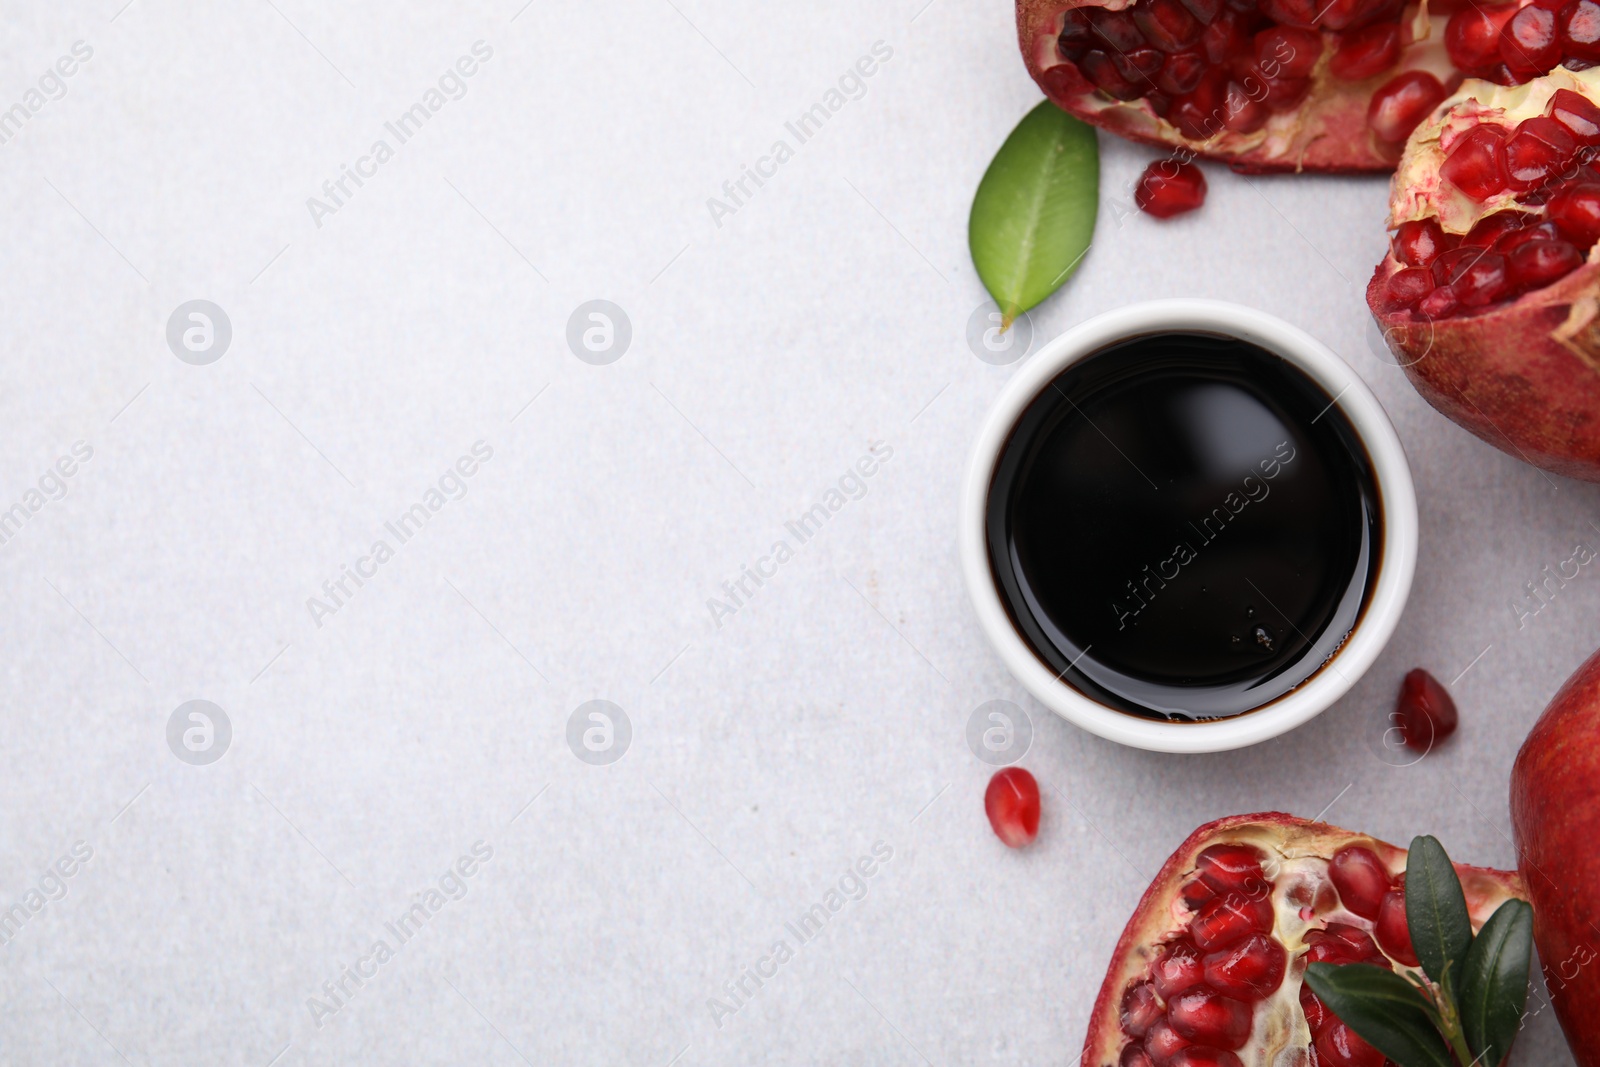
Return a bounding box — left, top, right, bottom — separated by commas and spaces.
959, 299, 1418, 753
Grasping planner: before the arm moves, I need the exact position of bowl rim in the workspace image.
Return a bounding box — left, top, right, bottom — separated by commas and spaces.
958, 299, 1419, 753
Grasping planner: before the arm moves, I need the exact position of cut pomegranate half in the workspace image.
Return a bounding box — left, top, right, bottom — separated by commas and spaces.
1017, 0, 1600, 172
1369, 68, 1600, 480
1082, 813, 1526, 1067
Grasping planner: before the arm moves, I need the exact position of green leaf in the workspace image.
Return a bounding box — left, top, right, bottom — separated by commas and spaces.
1406, 835, 1474, 986
968, 100, 1098, 326
1303, 963, 1456, 1067
1459, 899, 1534, 1067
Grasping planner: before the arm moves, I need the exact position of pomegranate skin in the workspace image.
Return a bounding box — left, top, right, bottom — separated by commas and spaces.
1017, 0, 1429, 173
1511, 647, 1600, 1066
1080, 812, 1526, 1067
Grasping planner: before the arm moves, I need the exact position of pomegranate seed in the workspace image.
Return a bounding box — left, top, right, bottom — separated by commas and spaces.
1454, 250, 1512, 305
984, 767, 1040, 847
1509, 237, 1584, 288
1393, 218, 1451, 266
1497, 219, 1561, 253
1367, 71, 1446, 143
1550, 87, 1600, 142
1394, 668, 1460, 751
1462, 210, 1533, 247
1547, 180, 1600, 246
1195, 844, 1268, 896
1202, 932, 1288, 1000
1201, 11, 1254, 63
1261, 0, 1322, 28
1316, 1021, 1386, 1067
1136, 0, 1205, 51
1262, 75, 1313, 111
1167, 989, 1253, 1049
1320, 0, 1397, 30
1506, 115, 1578, 189
1115, 47, 1169, 84
1299, 984, 1331, 1031
1561, 0, 1600, 57
1123, 981, 1166, 1038
1191, 891, 1274, 950
1153, 939, 1208, 998
1222, 83, 1270, 132
1305, 926, 1372, 965
1136, 160, 1208, 218
1325, 922, 1380, 956
1181, 878, 1216, 910
1147, 91, 1175, 117
1376, 267, 1435, 311
1180, 0, 1223, 23
1122, 1045, 1157, 1067
1094, 10, 1147, 51
1375, 888, 1421, 965
1447, 4, 1518, 69
1159, 50, 1208, 94
1145, 1020, 1192, 1065
1082, 50, 1145, 100
1440, 124, 1511, 200
1171, 71, 1228, 139
1417, 284, 1461, 318
1328, 846, 1393, 919
1432, 245, 1482, 285
1059, 9, 1095, 55
1255, 26, 1322, 77
1331, 23, 1401, 80
1502, 5, 1561, 73
1169, 1051, 1245, 1067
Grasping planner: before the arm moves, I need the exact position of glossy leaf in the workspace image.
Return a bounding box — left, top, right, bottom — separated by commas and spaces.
969, 100, 1098, 326
1459, 899, 1534, 1067
1406, 835, 1474, 986
1303, 963, 1455, 1067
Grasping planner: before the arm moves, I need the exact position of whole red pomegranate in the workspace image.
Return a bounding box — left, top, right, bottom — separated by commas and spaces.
1083, 813, 1527, 1067
1511, 647, 1600, 1066
1016, 0, 1600, 172
1369, 68, 1600, 481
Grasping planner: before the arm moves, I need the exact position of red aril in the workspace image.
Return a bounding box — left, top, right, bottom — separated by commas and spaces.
1548, 178, 1600, 243
1331, 23, 1401, 81
1259, 0, 1319, 28
1367, 71, 1446, 144
1158, 50, 1208, 94
1375, 266, 1434, 310
1392, 218, 1451, 265
1315, 1021, 1386, 1067
1082, 51, 1144, 100
1505, 114, 1579, 188
1441, 124, 1511, 200
1415, 283, 1460, 318
1327, 845, 1392, 919
1562, 0, 1600, 60
1394, 668, 1460, 751
1135, 0, 1206, 51
1503, 4, 1563, 75
1093, 10, 1147, 52
1454, 250, 1513, 304
1461, 209, 1532, 246
1511, 235, 1586, 284
984, 766, 1040, 847
1551, 85, 1600, 139
1375, 888, 1421, 966
1201, 933, 1287, 1000
1447, 4, 1519, 71
1136, 160, 1208, 217
1254, 26, 1320, 77
1082, 814, 1527, 1067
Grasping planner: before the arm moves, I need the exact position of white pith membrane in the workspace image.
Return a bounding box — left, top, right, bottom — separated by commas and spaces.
1090, 819, 1527, 1067
1034, 0, 1463, 164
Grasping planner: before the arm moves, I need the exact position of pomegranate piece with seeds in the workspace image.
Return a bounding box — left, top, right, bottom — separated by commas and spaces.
1369, 70, 1600, 481
1136, 160, 1208, 217
1081, 814, 1527, 1067
984, 766, 1040, 847
1020, 0, 1600, 171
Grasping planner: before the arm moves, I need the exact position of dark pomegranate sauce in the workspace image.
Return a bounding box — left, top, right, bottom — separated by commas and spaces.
985, 332, 1381, 721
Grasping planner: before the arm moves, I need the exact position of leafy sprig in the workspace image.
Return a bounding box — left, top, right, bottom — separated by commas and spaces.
1304, 836, 1534, 1067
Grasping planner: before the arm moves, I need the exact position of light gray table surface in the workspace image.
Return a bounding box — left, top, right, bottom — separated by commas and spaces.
0, 1, 1587, 1064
